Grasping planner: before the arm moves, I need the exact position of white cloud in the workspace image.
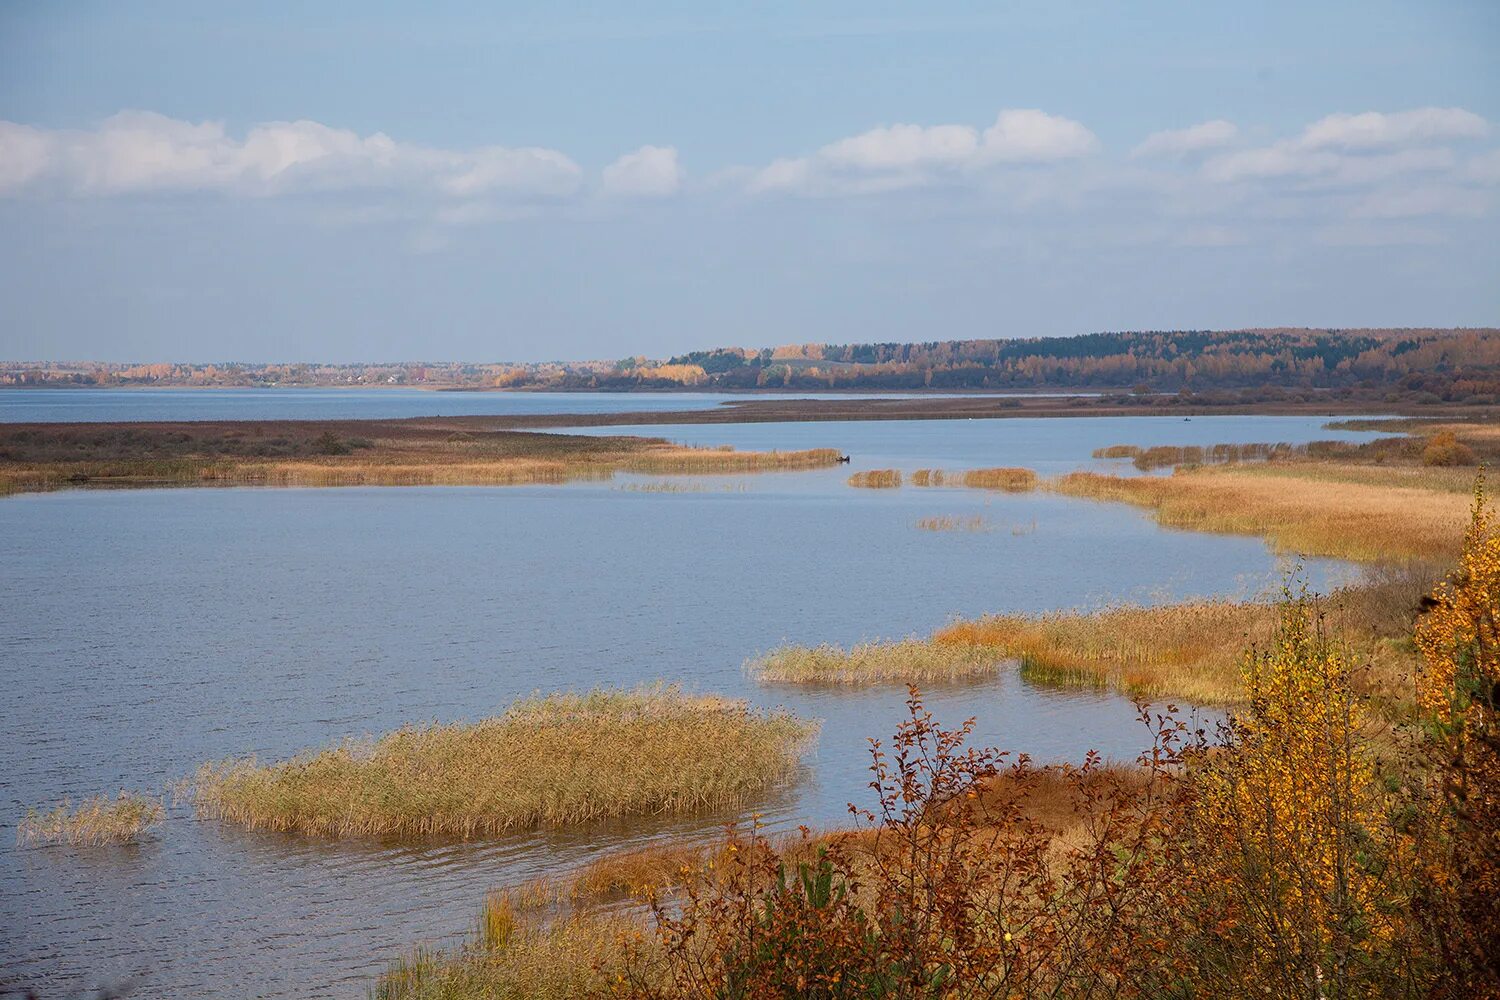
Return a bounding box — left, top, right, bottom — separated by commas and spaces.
1299, 107, 1488, 150
1202, 108, 1490, 186
748, 109, 1096, 195
601, 145, 684, 197
820, 123, 978, 171
977, 109, 1098, 162
1132, 120, 1238, 159
0, 111, 582, 199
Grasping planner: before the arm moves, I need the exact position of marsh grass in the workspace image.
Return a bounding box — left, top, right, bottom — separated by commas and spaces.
0, 421, 840, 497
961, 467, 1038, 491
754, 574, 1428, 706
910, 468, 947, 486
1048, 465, 1471, 562
847, 469, 902, 488
750, 639, 1004, 686
18, 792, 164, 847
193, 686, 817, 839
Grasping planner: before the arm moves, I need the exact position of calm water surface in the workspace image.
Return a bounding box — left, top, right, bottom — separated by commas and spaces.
0, 412, 1387, 998
0, 387, 1085, 423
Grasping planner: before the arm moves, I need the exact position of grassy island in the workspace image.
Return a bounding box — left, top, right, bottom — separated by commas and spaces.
193, 687, 817, 839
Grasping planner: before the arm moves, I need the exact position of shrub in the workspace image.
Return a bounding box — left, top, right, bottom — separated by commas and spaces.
1421, 430, 1477, 467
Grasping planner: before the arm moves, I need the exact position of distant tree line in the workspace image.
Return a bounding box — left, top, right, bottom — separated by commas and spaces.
6, 328, 1497, 402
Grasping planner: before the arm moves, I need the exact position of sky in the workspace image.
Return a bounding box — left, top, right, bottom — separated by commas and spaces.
1, 1, 1497, 363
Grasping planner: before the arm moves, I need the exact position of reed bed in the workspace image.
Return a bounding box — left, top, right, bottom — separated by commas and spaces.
1047, 465, 1471, 562
0, 421, 841, 497
933, 603, 1277, 705
910, 468, 947, 487
960, 467, 1038, 491
750, 638, 1004, 686
847, 468, 902, 488
18, 792, 164, 847
753, 573, 1427, 706
192, 686, 817, 839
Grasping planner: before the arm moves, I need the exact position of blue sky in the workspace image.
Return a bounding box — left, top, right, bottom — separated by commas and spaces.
1, 1, 1497, 362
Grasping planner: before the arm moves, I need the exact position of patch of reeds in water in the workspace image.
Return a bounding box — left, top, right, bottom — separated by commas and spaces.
911, 469, 947, 486
847, 469, 902, 488
960, 467, 1037, 491
750, 639, 1004, 686
18, 791, 164, 847
192, 686, 817, 840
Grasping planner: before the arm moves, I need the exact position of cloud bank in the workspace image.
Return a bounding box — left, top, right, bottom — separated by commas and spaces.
0, 106, 1493, 237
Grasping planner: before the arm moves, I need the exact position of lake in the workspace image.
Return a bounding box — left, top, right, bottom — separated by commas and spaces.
0, 403, 1389, 998
0, 387, 1089, 424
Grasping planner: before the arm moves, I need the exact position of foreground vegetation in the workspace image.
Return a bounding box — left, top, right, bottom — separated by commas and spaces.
194, 687, 816, 839
378, 492, 1499, 996
0, 420, 841, 497
17, 792, 164, 847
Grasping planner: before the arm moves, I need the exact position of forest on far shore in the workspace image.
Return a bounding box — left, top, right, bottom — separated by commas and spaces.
5, 328, 1498, 404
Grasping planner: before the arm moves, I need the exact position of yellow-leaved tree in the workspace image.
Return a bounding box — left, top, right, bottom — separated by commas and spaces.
1413, 474, 1499, 995
1182, 587, 1414, 998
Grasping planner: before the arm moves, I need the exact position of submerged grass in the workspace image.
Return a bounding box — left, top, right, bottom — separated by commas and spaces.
750, 638, 1005, 687
18, 791, 164, 847
915, 514, 993, 532
193, 686, 817, 839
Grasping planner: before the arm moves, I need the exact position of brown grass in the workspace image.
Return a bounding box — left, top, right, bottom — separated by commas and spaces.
0, 420, 841, 497
911, 468, 947, 486
753, 572, 1430, 707
192, 686, 817, 839
750, 638, 1005, 686
961, 467, 1038, 491
1047, 464, 1471, 562
18, 792, 164, 847
847, 468, 902, 488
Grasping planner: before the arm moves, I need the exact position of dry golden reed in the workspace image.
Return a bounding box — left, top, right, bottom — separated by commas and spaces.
18, 792, 164, 847
192, 686, 817, 839
847, 469, 902, 488
910, 468, 947, 487
961, 467, 1038, 491
755, 574, 1426, 706
750, 638, 1004, 687
1047, 464, 1471, 562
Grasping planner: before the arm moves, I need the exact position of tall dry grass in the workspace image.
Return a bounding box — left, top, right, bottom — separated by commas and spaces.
847, 469, 902, 488
750, 639, 1004, 686
961, 467, 1038, 491
754, 573, 1430, 707
1048, 464, 1471, 562
18, 792, 164, 847
193, 686, 817, 839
